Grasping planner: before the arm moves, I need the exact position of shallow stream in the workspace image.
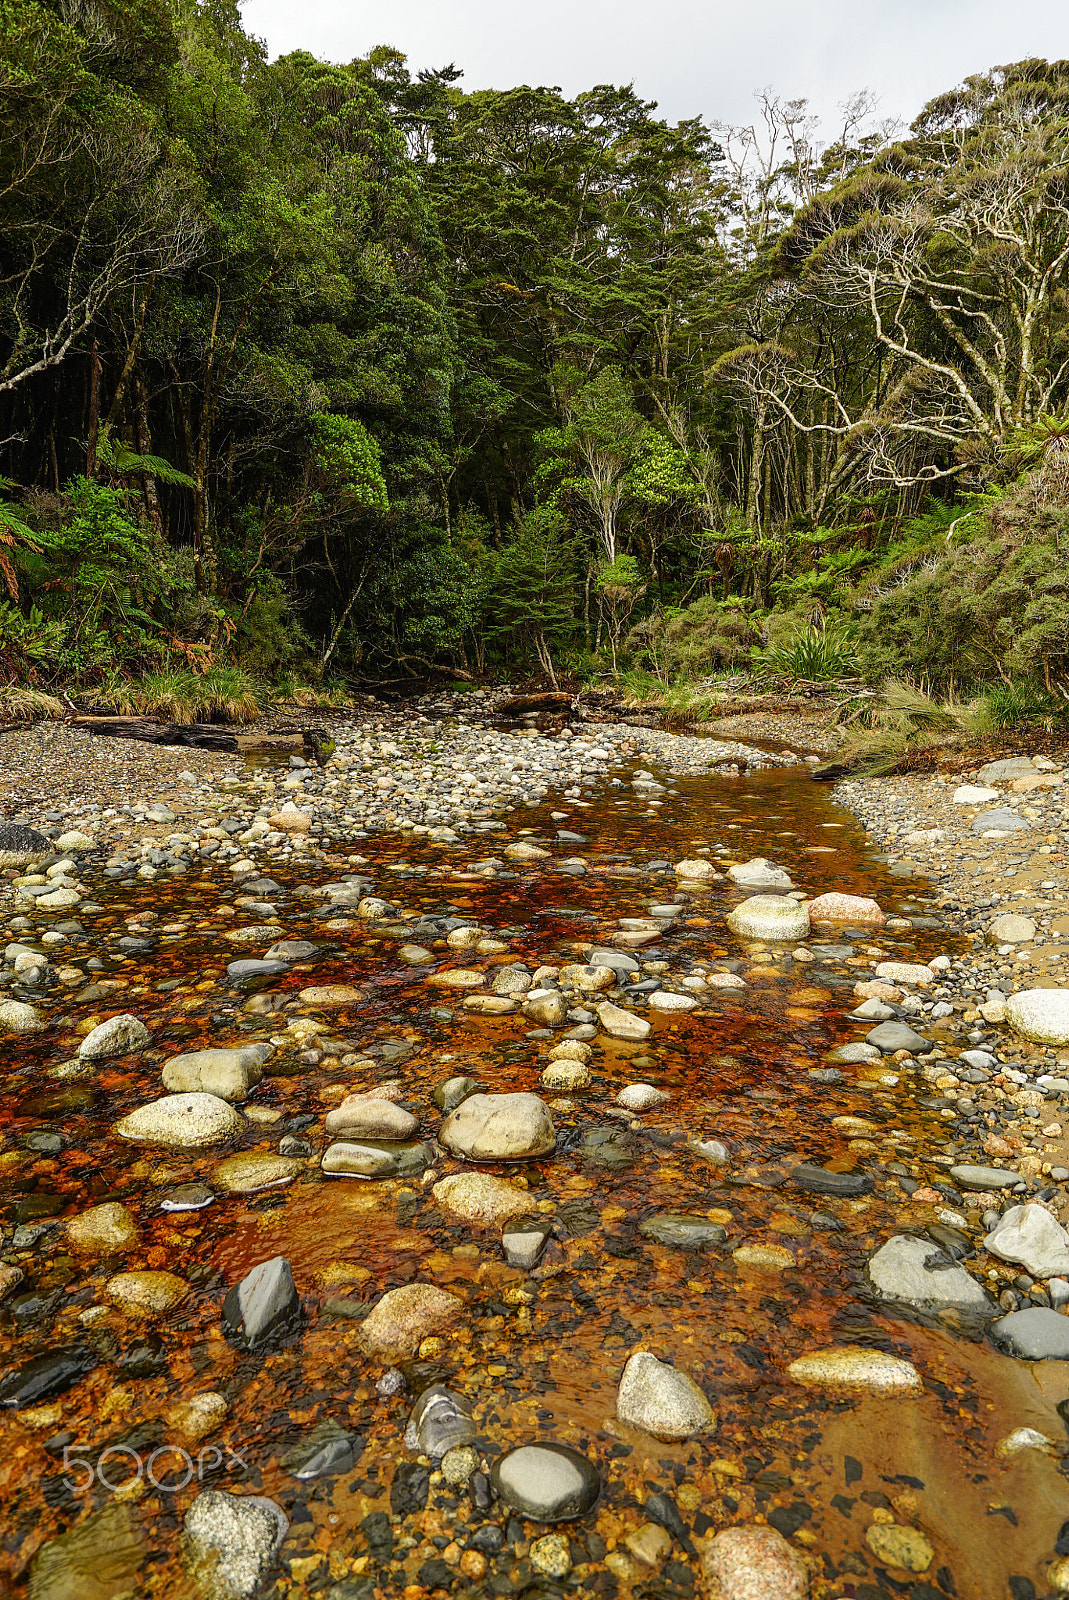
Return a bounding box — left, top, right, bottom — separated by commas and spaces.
1, 752, 1066, 1599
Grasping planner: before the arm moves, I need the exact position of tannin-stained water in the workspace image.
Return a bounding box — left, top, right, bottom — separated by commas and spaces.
1, 759, 1066, 1599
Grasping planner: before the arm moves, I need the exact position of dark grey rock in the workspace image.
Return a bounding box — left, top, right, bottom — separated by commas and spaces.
226, 959, 288, 984
405, 1385, 476, 1457
991, 1306, 1069, 1359
791, 1163, 872, 1198
264, 940, 318, 962
221, 1256, 301, 1349
949, 1164, 1017, 1190
281, 1419, 363, 1479
638, 1214, 727, 1249
0, 1346, 94, 1407
160, 1183, 214, 1212
866, 1021, 931, 1055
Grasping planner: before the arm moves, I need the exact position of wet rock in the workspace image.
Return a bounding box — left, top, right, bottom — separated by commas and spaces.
639, 1214, 727, 1249
0, 998, 44, 1033
184, 1489, 288, 1599
791, 1163, 872, 1197
985, 1204, 1069, 1278
115, 1093, 244, 1148
616, 1350, 716, 1439
867, 1236, 991, 1313
1006, 989, 1069, 1046
597, 1001, 651, 1040
405, 1384, 476, 1456
65, 1201, 138, 1254
167, 1391, 229, 1444
361, 1283, 464, 1356
281, 1419, 363, 1479
866, 1020, 930, 1054
162, 1046, 266, 1102
728, 858, 793, 889
788, 1346, 922, 1392
649, 990, 698, 1012
530, 1532, 572, 1579
161, 1183, 214, 1213
28, 1501, 146, 1600
442, 1444, 478, 1484
540, 1059, 591, 1090
433, 1075, 483, 1113
617, 1083, 668, 1111
325, 1095, 419, 1141
263, 939, 317, 962
433, 1172, 533, 1225
626, 1520, 673, 1569
690, 1137, 730, 1166
734, 1243, 795, 1272
222, 1256, 301, 1349
675, 859, 720, 881
399, 944, 435, 966
0, 820, 51, 866
0, 1345, 94, 1407
590, 948, 640, 975
807, 892, 886, 924
491, 1442, 600, 1521
558, 963, 616, 994
948, 1164, 1017, 1190
865, 1523, 933, 1572
107, 1270, 189, 1315
502, 1214, 554, 1270
429, 968, 486, 991
439, 1091, 556, 1161
826, 1042, 881, 1065
727, 896, 809, 940
505, 840, 550, 861
701, 1524, 809, 1600
322, 1140, 434, 1179
992, 1307, 1069, 1358
524, 990, 568, 1027
212, 1152, 303, 1193
227, 959, 288, 984
298, 984, 364, 1006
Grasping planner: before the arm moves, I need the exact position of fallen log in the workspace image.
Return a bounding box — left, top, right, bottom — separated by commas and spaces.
498, 692, 575, 716
71, 716, 239, 752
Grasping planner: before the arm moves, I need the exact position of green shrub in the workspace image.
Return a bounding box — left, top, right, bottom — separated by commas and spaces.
628, 597, 760, 678
759, 621, 859, 681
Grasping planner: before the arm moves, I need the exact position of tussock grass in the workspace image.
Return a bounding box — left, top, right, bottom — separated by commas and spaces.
85, 666, 262, 723
0, 683, 65, 721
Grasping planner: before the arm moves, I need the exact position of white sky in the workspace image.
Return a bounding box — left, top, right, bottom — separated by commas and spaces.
240, 0, 1068, 132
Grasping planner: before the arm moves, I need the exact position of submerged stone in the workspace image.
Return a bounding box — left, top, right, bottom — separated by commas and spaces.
492, 1443, 600, 1522
222, 1256, 301, 1349
405, 1385, 476, 1457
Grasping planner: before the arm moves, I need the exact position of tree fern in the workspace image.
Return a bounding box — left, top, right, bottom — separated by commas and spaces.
96, 429, 198, 489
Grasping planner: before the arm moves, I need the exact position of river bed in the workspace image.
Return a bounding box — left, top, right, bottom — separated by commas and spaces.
1, 737, 1067, 1600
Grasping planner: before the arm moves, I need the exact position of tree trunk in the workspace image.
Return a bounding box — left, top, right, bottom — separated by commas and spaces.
86, 338, 102, 477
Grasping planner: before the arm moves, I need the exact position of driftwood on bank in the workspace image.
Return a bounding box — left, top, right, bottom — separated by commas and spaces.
70, 716, 239, 752
498, 692, 576, 716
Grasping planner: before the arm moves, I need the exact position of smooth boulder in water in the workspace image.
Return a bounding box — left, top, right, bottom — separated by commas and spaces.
161, 1046, 266, 1102
491, 1443, 600, 1522
639, 1214, 727, 1250
726, 896, 809, 941
991, 1307, 1069, 1359
222, 1256, 301, 1349
791, 1163, 872, 1198
865, 1020, 931, 1055
438, 1092, 556, 1161
727, 858, 793, 889
321, 1139, 433, 1180
866, 1236, 992, 1314
984, 1203, 1069, 1278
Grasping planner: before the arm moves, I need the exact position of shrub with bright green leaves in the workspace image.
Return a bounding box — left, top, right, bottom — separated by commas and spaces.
760, 621, 860, 681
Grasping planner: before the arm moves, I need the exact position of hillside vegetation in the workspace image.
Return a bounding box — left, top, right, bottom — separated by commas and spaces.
2, 8, 1069, 721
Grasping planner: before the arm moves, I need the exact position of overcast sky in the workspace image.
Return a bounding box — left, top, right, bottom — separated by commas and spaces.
240, 0, 1067, 132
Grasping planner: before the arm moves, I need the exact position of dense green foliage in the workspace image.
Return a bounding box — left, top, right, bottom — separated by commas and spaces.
2, 7, 1069, 703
